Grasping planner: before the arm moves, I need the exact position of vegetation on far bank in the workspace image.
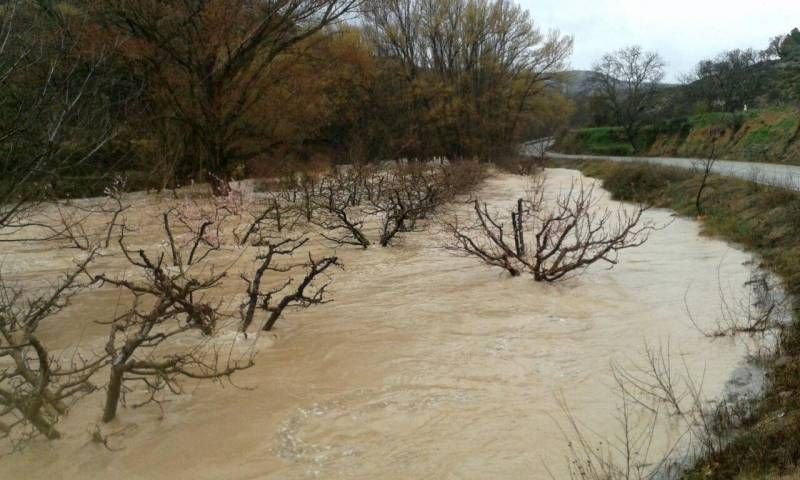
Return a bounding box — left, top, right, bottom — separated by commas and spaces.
550, 158, 800, 479
555, 107, 800, 165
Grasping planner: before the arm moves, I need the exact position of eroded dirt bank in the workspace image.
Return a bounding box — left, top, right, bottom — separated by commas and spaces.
1, 169, 758, 479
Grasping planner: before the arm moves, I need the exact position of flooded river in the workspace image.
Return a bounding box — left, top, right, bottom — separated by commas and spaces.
1, 169, 758, 479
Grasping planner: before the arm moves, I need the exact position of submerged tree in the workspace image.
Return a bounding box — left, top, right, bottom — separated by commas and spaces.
313, 179, 372, 249
239, 235, 340, 333
0, 254, 106, 444
96, 211, 254, 422
445, 177, 654, 281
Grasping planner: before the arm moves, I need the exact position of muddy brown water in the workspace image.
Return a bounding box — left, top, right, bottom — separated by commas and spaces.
1, 169, 757, 479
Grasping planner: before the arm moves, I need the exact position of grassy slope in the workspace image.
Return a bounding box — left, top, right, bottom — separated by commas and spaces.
555, 126, 635, 156
556, 108, 800, 165
550, 158, 800, 479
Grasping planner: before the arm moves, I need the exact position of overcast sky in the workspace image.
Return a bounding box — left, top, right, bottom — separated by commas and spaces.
523, 0, 800, 81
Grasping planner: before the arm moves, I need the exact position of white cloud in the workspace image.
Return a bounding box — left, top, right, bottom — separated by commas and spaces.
522, 0, 800, 80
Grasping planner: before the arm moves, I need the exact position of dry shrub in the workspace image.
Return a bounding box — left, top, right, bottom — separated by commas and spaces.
445, 176, 654, 281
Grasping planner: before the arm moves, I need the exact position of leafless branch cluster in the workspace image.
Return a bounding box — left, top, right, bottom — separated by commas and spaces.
446, 177, 654, 281
313, 174, 373, 248
557, 337, 764, 480
0, 179, 133, 248
43, 176, 133, 250
263, 160, 487, 249
0, 253, 106, 446
94, 211, 255, 423
616, 344, 748, 462
612, 340, 687, 416
367, 164, 442, 247
234, 193, 295, 246
686, 267, 788, 339
552, 389, 680, 480
239, 236, 340, 332
270, 164, 377, 236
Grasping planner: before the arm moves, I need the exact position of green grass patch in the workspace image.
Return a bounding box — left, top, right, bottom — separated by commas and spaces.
775, 116, 798, 132
743, 127, 778, 146
688, 111, 755, 130
555, 127, 635, 156
557, 108, 800, 165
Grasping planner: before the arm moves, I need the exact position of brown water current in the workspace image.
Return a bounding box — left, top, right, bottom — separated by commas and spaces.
0, 169, 760, 479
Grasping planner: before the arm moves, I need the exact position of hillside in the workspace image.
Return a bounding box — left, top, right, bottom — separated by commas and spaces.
559, 70, 601, 97
556, 108, 800, 164
561, 68, 681, 127
562, 28, 800, 141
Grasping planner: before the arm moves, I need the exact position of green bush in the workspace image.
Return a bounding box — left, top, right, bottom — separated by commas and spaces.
592, 162, 692, 202
556, 127, 635, 156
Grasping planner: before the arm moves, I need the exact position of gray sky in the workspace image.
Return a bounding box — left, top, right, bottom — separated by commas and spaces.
523, 0, 800, 81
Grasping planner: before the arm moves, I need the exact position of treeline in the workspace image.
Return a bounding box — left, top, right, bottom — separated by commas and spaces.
572, 28, 800, 133
680, 28, 800, 114
0, 0, 572, 197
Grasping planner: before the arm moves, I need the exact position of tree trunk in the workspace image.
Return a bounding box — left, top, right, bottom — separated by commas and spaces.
241, 261, 270, 332
263, 306, 284, 332
516, 199, 525, 256
24, 402, 60, 439
102, 367, 124, 423
202, 125, 230, 196
209, 173, 231, 197
512, 211, 521, 255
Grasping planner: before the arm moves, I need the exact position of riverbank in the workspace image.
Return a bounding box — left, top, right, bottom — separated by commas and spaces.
550, 158, 800, 479
556, 108, 800, 165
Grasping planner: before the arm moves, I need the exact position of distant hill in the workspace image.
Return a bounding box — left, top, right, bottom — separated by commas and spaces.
559, 70, 601, 97
559, 69, 677, 126
558, 70, 676, 99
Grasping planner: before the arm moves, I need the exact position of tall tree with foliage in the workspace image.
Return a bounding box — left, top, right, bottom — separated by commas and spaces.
592, 46, 665, 151
92, 0, 361, 194
686, 49, 763, 112
364, 0, 573, 161
778, 28, 800, 60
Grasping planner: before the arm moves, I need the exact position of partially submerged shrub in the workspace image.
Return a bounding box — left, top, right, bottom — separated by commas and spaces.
445, 176, 655, 281
0, 253, 106, 445
96, 211, 255, 423
239, 236, 340, 332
